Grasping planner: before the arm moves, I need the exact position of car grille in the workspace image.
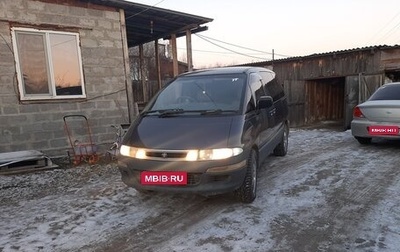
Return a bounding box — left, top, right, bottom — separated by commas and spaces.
209, 175, 230, 182
185, 174, 230, 185
146, 151, 187, 159
187, 173, 201, 185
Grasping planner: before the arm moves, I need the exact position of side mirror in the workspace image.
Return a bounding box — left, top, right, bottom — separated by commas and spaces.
258, 96, 273, 109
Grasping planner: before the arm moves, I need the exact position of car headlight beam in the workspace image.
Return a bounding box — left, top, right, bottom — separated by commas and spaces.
120, 145, 131, 157
120, 145, 146, 159
121, 145, 243, 161
188, 148, 243, 161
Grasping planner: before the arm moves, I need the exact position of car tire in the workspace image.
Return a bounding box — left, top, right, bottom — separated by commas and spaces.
273, 123, 289, 156
355, 137, 372, 145
235, 149, 257, 203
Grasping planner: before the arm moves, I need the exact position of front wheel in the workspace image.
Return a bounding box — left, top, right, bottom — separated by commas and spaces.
235, 149, 258, 203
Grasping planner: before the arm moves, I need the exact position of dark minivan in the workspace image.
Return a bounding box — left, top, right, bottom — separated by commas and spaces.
118, 67, 289, 203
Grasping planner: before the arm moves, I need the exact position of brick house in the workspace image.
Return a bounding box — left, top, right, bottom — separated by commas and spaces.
0, 0, 211, 157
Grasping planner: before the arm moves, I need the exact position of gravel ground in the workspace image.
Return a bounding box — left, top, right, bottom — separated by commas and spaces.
1, 128, 400, 252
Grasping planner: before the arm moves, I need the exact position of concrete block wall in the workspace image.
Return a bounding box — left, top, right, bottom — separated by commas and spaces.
0, 0, 129, 157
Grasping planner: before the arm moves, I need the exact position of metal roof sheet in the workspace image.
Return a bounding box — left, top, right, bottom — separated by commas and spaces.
241, 45, 400, 66
88, 0, 213, 47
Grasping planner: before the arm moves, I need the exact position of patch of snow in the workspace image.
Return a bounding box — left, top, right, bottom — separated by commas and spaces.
1, 129, 399, 251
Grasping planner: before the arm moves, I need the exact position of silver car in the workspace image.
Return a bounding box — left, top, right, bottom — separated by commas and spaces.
351, 82, 400, 144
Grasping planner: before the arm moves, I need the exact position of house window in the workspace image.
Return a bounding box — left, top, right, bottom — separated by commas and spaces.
12, 28, 86, 100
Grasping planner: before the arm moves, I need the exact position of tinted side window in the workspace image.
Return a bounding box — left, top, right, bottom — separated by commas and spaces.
265, 79, 285, 101
259, 71, 284, 101
249, 73, 265, 102
244, 84, 255, 113
259, 71, 274, 84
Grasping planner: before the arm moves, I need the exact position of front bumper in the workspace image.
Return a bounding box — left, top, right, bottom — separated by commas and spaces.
117, 156, 247, 196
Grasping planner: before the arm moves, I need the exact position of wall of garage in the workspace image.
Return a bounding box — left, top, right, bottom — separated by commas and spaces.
305, 78, 345, 125
245, 45, 400, 129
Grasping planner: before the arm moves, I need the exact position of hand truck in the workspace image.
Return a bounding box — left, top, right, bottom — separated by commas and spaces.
63, 115, 99, 165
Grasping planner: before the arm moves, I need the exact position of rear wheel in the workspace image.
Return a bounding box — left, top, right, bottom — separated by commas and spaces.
235, 149, 257, 203
274, 123, 289, 156
355, 137, 372, 145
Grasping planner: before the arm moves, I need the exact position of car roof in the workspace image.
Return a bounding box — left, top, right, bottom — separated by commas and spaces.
382, 82, 400, 86
178, 66, 273, 77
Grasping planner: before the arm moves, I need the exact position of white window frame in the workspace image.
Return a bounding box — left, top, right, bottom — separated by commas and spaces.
11, 27, 86, 101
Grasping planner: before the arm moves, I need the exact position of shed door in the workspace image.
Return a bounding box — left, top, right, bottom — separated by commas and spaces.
344, 76, 359, 129
344, 74, 383, 129
284, 80, 305, 127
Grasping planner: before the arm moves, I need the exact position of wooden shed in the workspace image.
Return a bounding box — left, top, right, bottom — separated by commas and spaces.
245, 45, 400, 129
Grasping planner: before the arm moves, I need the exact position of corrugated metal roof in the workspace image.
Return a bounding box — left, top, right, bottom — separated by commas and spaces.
302, 44, 400, 58
88, 0, 213, 47
242, 45, 400, 66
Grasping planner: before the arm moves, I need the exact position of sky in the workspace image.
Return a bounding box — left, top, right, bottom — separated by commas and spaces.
128, 0, 400, 68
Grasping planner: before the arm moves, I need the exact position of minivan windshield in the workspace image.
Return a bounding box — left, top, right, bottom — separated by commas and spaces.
148, 74, 246, 113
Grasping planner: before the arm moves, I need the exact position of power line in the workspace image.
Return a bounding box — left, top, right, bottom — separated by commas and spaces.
368, 10, 400, 44
194, 34, 272, 61
126, 0, 166, 20
177, 47, 272, 56
197, 34, 291, 58
197, 34, 272, 54
378, 20, 400, 44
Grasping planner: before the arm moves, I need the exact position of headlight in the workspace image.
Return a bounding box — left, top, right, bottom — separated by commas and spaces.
120, 145, 243, 161
120, 145, 146, 159
186, 148, 243, 161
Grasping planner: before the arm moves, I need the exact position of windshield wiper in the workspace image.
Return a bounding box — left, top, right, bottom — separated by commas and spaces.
141, 110, 161, 116
141, 109, 184, 117
158, 109, 185, 117
200, 109, 237, 115
143, 109, 237, 117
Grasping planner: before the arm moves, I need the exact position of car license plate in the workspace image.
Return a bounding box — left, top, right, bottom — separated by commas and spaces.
369, 126, 399, 135
140, 171, 187, 185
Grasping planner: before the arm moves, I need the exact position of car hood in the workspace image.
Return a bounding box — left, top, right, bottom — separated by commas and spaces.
124, 115, 241, 149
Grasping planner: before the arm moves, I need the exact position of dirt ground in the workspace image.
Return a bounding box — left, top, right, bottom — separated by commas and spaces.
1, 128, 400, 252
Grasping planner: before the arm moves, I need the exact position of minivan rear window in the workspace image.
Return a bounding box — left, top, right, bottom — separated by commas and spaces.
150, 74, 246, 112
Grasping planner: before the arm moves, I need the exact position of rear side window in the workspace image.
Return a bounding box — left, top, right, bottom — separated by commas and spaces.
259, 71, 274, 84
245, 73, 265, 113
369, 84, 400, 100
